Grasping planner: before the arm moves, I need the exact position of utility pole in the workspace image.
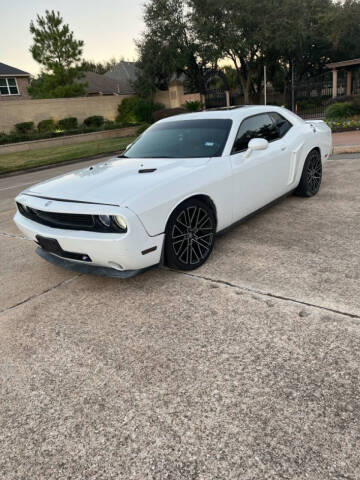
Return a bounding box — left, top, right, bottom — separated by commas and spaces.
264, 66, 267, 105
291, 59, 295, 112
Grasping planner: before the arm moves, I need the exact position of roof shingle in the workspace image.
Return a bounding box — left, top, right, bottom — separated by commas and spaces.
0, 62, 30, 76
83, 71, 120, 95
104, 61, 137, 94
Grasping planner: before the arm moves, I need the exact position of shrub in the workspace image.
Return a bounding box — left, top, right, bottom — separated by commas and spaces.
136, 123, 151, 135
152, 108, 187, 123
296, 97, 323, 111
116, 97, 138, 124
37, 119, 56, 133
326, 95, 353, 106
0, 132, 9, 145
83, 115, 104, 128
58, 117, 78, 130
352, 95, 360, 110
133, 99, 164, 123
183, 100, 203, 112
117, 97, 164, 124
15, 122, 34, 134
325, 102, 358, 120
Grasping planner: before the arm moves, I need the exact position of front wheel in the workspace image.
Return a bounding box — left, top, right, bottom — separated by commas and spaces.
295, 149, 322, 197
165, 199, 216, 271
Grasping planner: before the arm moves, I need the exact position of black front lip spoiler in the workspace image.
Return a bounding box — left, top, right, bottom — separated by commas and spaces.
36, 247, 158, 279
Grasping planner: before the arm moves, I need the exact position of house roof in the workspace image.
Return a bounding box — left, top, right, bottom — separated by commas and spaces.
0, 62, 30, 77
326, 58, 360, 69
83, 71, 122, 95
104, 61, 137, 94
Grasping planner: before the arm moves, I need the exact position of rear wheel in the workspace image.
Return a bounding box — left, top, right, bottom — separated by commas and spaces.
165, 199, 216, 271
295, 149, 322, 197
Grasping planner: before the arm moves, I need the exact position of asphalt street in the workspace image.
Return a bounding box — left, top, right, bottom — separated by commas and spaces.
0, 154, 359, 479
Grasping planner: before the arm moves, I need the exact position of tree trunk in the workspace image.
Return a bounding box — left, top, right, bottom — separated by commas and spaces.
243, 75, 252, 104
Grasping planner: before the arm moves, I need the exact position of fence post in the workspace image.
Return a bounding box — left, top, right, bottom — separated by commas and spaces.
264, 66, 267, 105
291, 60, 295, 112
332, 69, 338, 98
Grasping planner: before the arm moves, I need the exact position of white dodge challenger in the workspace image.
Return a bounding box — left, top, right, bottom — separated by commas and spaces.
14, 106, 332, 277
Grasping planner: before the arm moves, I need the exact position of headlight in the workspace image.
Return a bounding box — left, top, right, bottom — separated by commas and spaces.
113, 215, 127, 231
98, 214, 111, 227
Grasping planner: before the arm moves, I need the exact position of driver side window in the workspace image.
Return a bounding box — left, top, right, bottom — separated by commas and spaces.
232, 113, 279, 154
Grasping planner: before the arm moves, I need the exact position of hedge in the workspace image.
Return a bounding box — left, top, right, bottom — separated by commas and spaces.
58, 117, 78, 130
0, 122, 138, 146
37, 119, 56, 133
83, 115, 104, 128
15, 122, 34, 134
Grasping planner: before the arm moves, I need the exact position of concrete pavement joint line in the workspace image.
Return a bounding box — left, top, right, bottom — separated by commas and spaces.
0, 275, 81, 317
174, 270, 360, 320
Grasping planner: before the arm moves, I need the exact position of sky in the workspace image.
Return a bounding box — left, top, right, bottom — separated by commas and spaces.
1, 0, 145, 75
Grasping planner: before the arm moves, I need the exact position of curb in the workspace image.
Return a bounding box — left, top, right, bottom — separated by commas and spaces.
0, 150, 122, 179
333, 145, 360, 155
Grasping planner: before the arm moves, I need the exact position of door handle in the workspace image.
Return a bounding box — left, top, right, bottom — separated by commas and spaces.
281, 146, 287, 151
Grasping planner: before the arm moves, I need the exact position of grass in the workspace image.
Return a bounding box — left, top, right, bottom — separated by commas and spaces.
0, 135, 136, 175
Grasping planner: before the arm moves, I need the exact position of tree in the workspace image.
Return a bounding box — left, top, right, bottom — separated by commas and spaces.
29, 10, 86, 98
325, 0, 360, 61
189, 0, 273, 103
80, 57, 123, 75
135, 0, 360, 105
134, 0, 215, 98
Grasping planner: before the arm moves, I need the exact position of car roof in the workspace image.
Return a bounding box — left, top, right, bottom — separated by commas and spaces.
158, 105, 303, 124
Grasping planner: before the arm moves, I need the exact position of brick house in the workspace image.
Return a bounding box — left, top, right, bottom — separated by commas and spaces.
0, 62, 30, 101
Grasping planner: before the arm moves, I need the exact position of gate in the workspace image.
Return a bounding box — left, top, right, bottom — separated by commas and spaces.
205, 89, 227, 109
293, 71, 345, 119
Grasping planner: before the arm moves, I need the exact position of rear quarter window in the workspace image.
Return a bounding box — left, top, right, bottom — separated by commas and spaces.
270, 112, 293, 138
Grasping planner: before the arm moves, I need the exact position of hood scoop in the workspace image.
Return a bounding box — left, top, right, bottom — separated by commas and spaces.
138, 168, 157, 174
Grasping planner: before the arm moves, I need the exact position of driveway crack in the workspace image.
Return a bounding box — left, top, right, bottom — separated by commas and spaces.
174, 270, 360, 320
0, 275, 81, 316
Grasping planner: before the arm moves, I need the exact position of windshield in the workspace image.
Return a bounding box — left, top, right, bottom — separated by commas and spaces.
125, 119, 233, 159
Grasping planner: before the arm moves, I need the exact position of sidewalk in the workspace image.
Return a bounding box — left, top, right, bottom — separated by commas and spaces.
332, 130, 360, 154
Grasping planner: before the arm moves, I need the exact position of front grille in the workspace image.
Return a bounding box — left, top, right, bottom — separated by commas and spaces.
31, 209, 95, 228
17, 203, 107, 232
17, 202, 126, 233
18, 203, 95, 230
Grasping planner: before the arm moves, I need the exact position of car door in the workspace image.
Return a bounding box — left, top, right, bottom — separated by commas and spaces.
229, 112, 293, 222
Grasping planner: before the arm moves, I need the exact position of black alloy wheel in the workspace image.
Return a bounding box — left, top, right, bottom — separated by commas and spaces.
165, 199, 216, 270
295, 149, 323, 197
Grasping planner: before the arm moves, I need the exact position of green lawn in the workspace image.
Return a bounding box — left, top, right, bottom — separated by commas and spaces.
0, 136, 136, 175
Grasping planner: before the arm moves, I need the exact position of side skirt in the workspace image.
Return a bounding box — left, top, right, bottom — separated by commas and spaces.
216, 190, 295, 237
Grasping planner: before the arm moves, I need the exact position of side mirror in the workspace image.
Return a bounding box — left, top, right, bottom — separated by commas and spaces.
245, 138, 269, 158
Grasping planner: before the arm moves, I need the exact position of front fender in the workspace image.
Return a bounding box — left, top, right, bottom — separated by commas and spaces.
127, 157, 233, 237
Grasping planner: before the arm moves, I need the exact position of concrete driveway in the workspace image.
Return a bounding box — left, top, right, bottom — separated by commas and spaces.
0, 156, 359, 479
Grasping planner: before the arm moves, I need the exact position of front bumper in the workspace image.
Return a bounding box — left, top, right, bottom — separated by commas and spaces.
14, 199, 164, 276
36, 247, 157, 278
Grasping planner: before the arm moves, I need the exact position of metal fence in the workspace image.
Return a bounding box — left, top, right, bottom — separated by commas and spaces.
293, 72, 333, 119
205, 89, 227, 109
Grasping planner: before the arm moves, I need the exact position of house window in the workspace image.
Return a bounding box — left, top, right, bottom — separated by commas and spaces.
0, 77, 19, 95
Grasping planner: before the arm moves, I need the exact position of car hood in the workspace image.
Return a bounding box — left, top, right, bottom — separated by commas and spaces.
24, 156, 209, 206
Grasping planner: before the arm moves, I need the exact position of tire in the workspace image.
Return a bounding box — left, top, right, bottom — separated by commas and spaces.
165, 198, 216, 271
295, 149, 322, 197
